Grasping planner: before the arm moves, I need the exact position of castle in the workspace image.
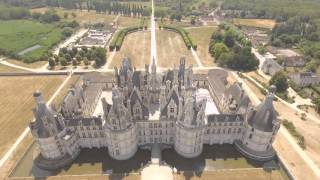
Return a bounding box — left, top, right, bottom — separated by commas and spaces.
30, 57, 280, 169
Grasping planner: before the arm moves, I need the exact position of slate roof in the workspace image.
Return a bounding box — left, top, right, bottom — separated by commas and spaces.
129, 88, 149, 118
207, 114, 244, 123
65, 117, 103, 127
247, 94, 277, 132
207, 69, 228, 99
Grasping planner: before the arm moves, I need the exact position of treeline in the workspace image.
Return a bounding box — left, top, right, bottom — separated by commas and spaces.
221, 0, 320, 22
50, 46, 106, 68
159, 23, 197, 50
209, 23, 258, 71
0, 4, 61, 23
109, 26, 143, 51
45, 0, 146, 16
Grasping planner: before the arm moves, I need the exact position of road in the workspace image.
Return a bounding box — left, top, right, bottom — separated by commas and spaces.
0, 71, 73, 168
150, 0, 157, 69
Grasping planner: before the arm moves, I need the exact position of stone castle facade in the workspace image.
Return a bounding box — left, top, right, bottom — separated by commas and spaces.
30, 58, 280, 169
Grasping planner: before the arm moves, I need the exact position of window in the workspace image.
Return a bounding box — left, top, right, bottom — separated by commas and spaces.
228, 128, 231, 134
116, 149, 120, 156
249, 134, 252, 139
170, 107, 174, 113
207, 129, 210, 134
238, 128, 242, 133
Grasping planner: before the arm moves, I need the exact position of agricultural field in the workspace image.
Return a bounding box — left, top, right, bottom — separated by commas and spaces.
110, 31, 151, 69
0, 20, 63, 63
0, 76, 65, 158
156, 30, 195, 68
187, 27, 217, 67
232, 18, 276, 29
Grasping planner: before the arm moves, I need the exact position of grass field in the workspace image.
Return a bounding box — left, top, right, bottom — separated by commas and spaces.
117, 16, 143, 28
0, 64, 27, 73
0, 20, 63, 62
6, 59, 47, 69
232, 19, 276, 29
111, 31, 151, 69
0, 76, 65, 158
187, 27, 217, 67
156, 30, 196, 68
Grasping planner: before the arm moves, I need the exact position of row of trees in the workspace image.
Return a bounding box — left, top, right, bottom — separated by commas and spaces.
0, 4, 61, 23
49, 46, 106, 68
45, 0, 147, 16
209, 24, 258, 71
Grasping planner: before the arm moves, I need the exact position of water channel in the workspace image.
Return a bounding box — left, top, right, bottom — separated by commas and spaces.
10, 143, 290, 179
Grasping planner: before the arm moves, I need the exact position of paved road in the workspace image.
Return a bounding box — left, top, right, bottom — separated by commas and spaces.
150, 0, 157, 69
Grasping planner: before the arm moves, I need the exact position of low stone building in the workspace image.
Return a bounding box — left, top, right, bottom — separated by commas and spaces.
276, 49, 305, 67
261, 58, 283, 76
289, 72, 320, 87
29, 57, 280, 170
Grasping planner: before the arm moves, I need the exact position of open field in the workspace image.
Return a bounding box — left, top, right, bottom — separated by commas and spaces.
111, 31, 151, 69
32, 8, 116, 26
156, 30, 196, 68
0, 76, 65, 158
187, 27, 217, 67
117, 16, 143, 28
232, 19, 276, 29
0, 64, 27, 73
6, 59, 47, 69
174, 169, 284, 180
0, 20, 63, 62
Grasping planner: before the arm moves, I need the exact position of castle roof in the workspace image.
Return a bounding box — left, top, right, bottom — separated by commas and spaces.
247, 94, 277, 132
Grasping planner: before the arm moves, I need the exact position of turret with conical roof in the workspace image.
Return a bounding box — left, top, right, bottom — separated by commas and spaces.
235, 86, 280, 161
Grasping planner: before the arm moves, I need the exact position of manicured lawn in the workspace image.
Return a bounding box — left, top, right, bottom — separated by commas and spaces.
156, 30, 196, 68
111, 30, 151, 69
0, 20, 63, 62
232, 19, 276, 29
187, 27, 217, 67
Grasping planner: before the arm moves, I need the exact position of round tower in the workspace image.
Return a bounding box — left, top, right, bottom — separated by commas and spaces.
174, 97, 206, 158
235, 86, 280, 161
103, 87, 138, 160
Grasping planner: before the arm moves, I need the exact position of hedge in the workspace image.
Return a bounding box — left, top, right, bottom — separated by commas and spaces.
109, 26, 142, 51
160, 24, 197, 50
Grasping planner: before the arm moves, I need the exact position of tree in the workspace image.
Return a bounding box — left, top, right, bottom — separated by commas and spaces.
313, 98, 320, 113
190, 17, 196, 25
63, 12, 69, 19
94, 48, 106, 67
48, 58, 55, 68
306, 60, 318, 73
75, 54, 82, 62
60, 57, 67, 66
71, 12, 76, 18
217, 52, 234, 67
83, 57, 90, 66
213, 43, 229, 60
62, 27, 73, 37
269, 71, 288, 93
258, 46, 267, 55
224, 31, 235, 48
72, 59, 77, 66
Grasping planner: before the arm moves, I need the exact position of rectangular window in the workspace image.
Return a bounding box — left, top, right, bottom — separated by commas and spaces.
170, 107, 174, 113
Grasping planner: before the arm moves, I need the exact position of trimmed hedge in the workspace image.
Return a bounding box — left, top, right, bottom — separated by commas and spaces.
160, 24, 197, 50
109, 26, 142, 51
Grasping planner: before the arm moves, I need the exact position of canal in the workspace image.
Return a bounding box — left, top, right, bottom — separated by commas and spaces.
10, 143, 290, 179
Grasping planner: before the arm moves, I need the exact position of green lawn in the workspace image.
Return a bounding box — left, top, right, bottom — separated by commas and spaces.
0, 20, 63, 62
